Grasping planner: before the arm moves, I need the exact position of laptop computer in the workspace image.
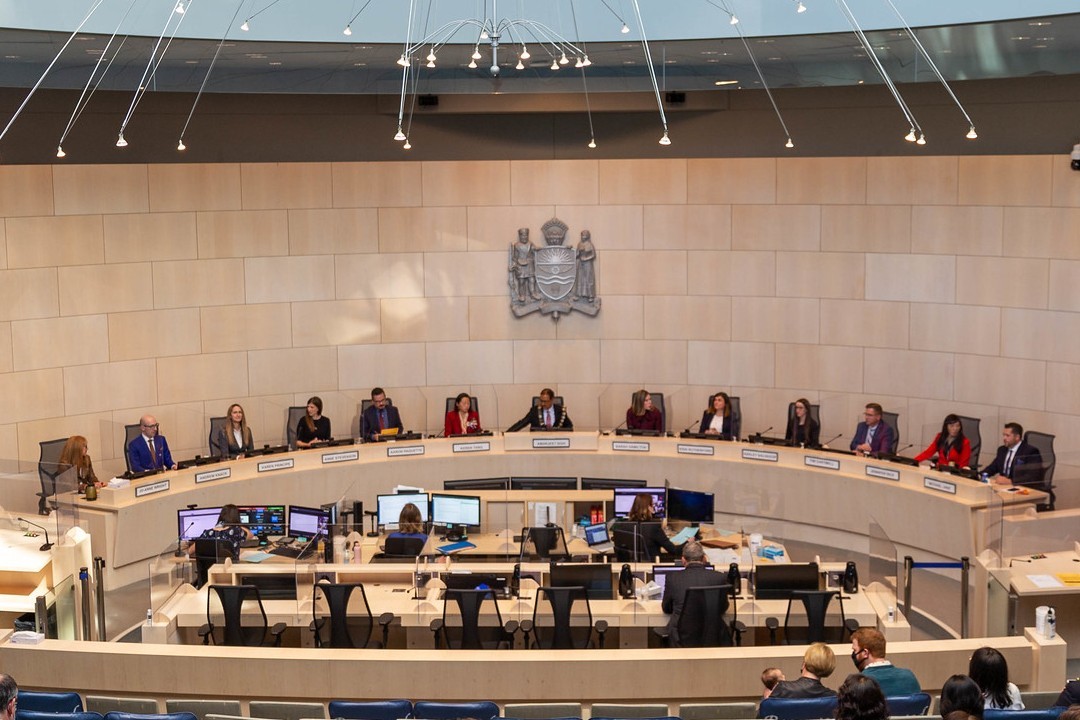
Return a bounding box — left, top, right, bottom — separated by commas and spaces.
584, 522, 615, 554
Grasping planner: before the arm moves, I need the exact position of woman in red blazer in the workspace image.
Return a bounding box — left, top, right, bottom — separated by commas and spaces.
444, 392, 482, 437
915, 413, 971, 467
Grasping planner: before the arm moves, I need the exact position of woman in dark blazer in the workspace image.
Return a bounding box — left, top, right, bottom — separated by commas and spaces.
217, 403, 255, 458
444, 393, 482, 437
784, 398, 820, 448
296, 396, 331, 448
699, 391, 736, 438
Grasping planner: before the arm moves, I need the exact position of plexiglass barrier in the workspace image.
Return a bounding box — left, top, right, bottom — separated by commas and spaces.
867, 518, 899, 617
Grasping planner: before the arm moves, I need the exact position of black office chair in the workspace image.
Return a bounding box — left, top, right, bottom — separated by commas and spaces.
648, 392, 667, 432
285, 406, 307, 450
653, 585, 733, 648
198, 584, 286, 647
881, 411, 901, 455
781, 589, 846, 644
612, 522, 651, 563
381, 536, 425, 558
192, 538, 234, 589
429, 588, 517, 650
207, 416, 227, 457
956, 415, 982, 469
519, 526, 570, 561
123, 422, 142, 472
310, 582, 393, 648
37, 437, 68, 515
444, 396, 480, 414
524, 586, 607, 649
1022, 430, 1056, 510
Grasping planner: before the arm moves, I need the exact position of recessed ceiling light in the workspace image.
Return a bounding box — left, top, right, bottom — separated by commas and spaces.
622, 60, 637, 65
714, 80, 738, 86
1032, 44, 1048, 48
664, 59, 677, 64
1028, 21, 1052, 26
269, 61, 282, 65
184, 60, 198, 64
1010, 36, 1031, 40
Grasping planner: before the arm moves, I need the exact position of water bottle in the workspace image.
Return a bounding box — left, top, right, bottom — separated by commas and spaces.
1046, 607, 1056, 639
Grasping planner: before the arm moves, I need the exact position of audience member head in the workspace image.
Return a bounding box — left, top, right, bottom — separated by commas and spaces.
943, 711, 980, 720
968, 647, 1012, 710
631, 389, 651, 417
227, 403, 247, 431
940, 675, 984, 720
454, 393, 471, 413
851, 626, 887, 669
628, 492, 655, 521
1057, 706, 1080, 720
761, 667, 785, 696
0, 674, 16, 720
218, 504, 241, 526
803, 642, 837, 679
59, 434, 90, 469
836, 673, 888, 720
710, 392, 731, 417
681, 540, 706, 565
1002, 422, 1023, 448
398, 502, 424, 535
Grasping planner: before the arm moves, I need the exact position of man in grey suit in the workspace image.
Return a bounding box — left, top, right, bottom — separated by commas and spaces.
660, 541, 731, 646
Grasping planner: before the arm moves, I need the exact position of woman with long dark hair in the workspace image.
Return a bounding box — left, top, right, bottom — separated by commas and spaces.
915, 414, 971, 467
785, 398, 820, 448
835, 674, 888, 720
939, 675, 984, 720
296, 396, 331, 448
968, 647, 1023, 710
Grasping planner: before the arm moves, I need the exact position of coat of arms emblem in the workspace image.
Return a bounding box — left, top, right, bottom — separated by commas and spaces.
508, 218, 601, 320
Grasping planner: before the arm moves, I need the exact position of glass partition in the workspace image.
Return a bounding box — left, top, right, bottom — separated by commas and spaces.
867, 517, 899, 617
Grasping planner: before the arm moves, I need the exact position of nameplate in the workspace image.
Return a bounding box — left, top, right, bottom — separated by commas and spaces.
322, 450, 359, 464
533, 438, 571, 449
865, 465, 900, 481
135, 479, 170, 497
612, 441, 650, 452
677, 443, 715, 456
258, 458, 295, 473
804, 456, 841, 471
387, 444, 425, 457
742, 448, 779, 462
195, 467, 231, 484
924, 477, 957, 495
452, 441, 491, 453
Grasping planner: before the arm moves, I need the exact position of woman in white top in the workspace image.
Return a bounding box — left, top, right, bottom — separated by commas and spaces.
217, 403, 255, 459
969, 646, 1024, 710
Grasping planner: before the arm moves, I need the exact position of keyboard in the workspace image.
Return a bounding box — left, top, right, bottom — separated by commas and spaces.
268, 545, 304, 558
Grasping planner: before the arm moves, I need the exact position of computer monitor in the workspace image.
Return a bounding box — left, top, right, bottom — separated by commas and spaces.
581, 477, 647, 491
666, 488, 715, 524
288, 505, 331, 541
650, 563, 714, 592
430, 493, 482, 528
177, 506, 222, 541
443, 477, 510, 491
753, 562, 820, 600
510, 477, 577, 490
612, 487, 666, 519
549, 563, 614, 601
236, 505, 286, 536
377, 493, 429, 529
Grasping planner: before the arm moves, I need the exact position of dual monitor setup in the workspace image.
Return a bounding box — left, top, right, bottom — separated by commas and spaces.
178, 504, 333, 545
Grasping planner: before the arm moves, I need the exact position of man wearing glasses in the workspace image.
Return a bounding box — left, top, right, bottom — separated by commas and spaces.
1, 673, 17, 720
128, 415, 177, 472
850, 403, 893, 456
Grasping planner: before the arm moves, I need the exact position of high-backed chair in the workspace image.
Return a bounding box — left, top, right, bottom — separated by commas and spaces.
430, 588, 516, 649
310, 582, 393, 648
198, 584, 285, 647
444, 396, 480, 414
885, 694, 932, 716
782, 589, 846, 644
1022, 430, 1057, 510
650, 392, 666, 432
165, 700, 242, 720
881, 411, 901, 454
381, 536, 425, 558
16, 692, 85, 714
123, 423, 142, 472
955, 415, 982, 469
327, 701, 412, 720
653, 585, 733, 647
192, 537, 233, 589
757, 696, 838, 720
525, 586, 607, 649
285, 406, 307, 450
412, 702, 499, 720
519, 526, 570, 561
207, 416, 227, 457
37, 437, 68, 515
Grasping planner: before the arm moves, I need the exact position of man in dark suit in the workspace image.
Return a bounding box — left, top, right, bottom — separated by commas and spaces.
660, 541, 730, 646
360, 387, 404, 442
128, 415, 176, 472
850, 402, 893, 456
983, 422, 1043, 486
508, 387, 573, 431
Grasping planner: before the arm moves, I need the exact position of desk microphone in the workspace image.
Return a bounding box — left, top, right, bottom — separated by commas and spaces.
822, 433, 843, 448
751, 426, 773, 443
680, 421, 698, 434
610, 417, 628, 434
175, 521, 197, 557
18, 517, 53, 551
897, 443, 914, 454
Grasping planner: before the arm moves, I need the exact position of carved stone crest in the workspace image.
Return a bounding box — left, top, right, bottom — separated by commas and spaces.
508, 217, 601, 320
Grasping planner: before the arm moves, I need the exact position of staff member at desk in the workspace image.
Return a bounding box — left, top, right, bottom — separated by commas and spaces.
982, 422, 1042, 486
915, 414, 971, 468
388, 503, 427, 543
361, 387, 404, 442
185, 504, 254, 559
850, 403, 892, 456
627, 389, 663, 432
699, 391, 736, 438
296, 396, 331, 448
785, 398, 820, 448
444, 393, 482, 437
661, 541, 730, 646
614, 493, 679, 560
129, 415, 177, 472
59, 434, 101, 492
217, 403, 255, 458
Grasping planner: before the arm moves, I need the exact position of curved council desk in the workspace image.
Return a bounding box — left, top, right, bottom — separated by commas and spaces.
64, 433, 1041, 591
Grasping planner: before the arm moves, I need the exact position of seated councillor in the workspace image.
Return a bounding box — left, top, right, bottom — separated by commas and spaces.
509, 387, 573, 431
850, 403, 893, 456
915, 413, 971, 468
129, 415, 177, 472
217, 403, 255, 459
361, 387, 404, 442
58, 435, 101, 492
626, 389, 663, 432
387, 502, 428, 543
768, 643, 837, 698
660, 541, 730, 646
444, 392, 482, 437
968, 646, 1024, 710
785, 398, 820, 448
613, 493, 679, 560
296, 396, 331, 448
982, 422, 1042, 487
186, 504, 254, 560
699, 391, 737, 438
